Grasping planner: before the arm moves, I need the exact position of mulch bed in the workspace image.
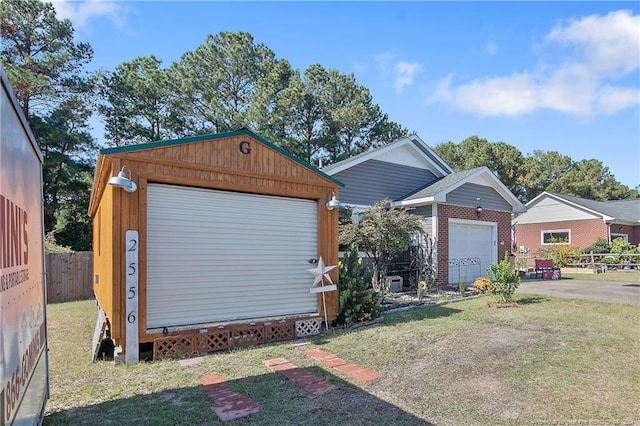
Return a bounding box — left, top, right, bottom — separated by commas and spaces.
381, 287, 480, 312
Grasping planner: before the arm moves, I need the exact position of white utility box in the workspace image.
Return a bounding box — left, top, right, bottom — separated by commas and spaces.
385, 275, 403, 292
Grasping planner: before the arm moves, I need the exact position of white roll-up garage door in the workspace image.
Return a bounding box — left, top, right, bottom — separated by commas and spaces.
448, 219, 497, 285
146, 184, 319, 330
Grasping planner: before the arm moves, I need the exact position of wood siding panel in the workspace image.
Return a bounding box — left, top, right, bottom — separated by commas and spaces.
93, 183, 114, 331
446, 183, 511, 211
332, 159, 438, 206
92, 134, 340, 349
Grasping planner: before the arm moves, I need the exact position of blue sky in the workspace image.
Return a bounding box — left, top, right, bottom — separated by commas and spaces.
52, 1, 640, 189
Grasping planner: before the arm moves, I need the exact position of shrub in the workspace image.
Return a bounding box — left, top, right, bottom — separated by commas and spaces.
535, 245, 581, 267
487, 252, 521, 303
583, 238, 611, 254
473, 276, 494, 294
606, 238, 637, 267
45, 232, 72, 254
334, 247, 380, 327
611, 237, 637, 254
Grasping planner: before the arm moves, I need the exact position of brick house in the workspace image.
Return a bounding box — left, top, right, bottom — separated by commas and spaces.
513, 191, 640, 256
323, 134, 525, 286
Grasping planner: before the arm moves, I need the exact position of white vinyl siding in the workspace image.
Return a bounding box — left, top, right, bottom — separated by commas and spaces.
515, 197, 601, 224
146, 184, 318, 331
448, 219, 497, 285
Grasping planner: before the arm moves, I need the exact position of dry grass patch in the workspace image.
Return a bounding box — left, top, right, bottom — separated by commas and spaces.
44, 295, 639, 425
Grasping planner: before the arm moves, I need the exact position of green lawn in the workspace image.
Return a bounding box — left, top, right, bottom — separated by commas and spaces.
44, 295, 640, 425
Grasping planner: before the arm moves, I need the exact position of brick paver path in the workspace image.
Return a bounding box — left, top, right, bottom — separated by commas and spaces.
199, 375, 260, 422
263, 357, 336, 397
303, 348, 382, 383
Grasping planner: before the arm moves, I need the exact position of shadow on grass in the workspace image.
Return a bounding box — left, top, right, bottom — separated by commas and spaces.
381, 305, 462, 326
515, 295, 551, 305
43, 368, 431, 426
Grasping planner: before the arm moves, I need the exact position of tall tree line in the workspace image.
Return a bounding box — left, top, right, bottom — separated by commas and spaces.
1, 0, 96, 251
2, 0, 637, 251
434, 136, 638, 202
99, 31, 408, 166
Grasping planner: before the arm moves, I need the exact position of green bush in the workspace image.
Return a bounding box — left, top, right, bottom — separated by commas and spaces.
45, 232, 72, 254
608, 238, 637, 266
334, 247, 380, 327
535, 245, 581, 267
611, 237, 637, 254
583, 238, 611, 254
487, 252, 521, 303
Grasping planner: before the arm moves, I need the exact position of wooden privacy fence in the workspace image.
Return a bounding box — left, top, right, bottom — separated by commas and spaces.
46, 251, 94, 303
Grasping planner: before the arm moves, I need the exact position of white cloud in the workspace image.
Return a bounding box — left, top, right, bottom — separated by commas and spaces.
546, 9, 639, 76
485, 42, 498, 56
374, 52, 424, 95
51, 0, 128, 32
450, 72, 539, 117
394, 61, 423, 94
430, 9, 640, 117
596, 85, 640, 115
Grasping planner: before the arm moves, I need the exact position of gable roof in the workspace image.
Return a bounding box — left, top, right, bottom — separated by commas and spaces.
100, 128, 344, 187
397, 166, 526, 212
526, 191, 640, 223
400, 167, 483, 200
322, 134, 454, 177
99, 128, 344, 188
89, 128, 344, 216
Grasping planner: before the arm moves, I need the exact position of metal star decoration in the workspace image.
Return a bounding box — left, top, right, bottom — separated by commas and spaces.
306, 256, 336, 287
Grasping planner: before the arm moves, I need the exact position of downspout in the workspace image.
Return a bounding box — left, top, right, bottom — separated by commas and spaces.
607, 223, 612, 244
432, 204, 438, 284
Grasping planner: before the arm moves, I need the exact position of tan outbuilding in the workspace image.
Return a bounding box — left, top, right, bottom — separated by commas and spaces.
88, 129, 342, 361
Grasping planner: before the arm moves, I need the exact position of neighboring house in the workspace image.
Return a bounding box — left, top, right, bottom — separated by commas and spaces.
513, 191, 640, 256
323, 134, 526, 286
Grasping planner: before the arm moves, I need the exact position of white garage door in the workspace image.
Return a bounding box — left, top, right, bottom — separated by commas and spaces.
146, 184, 319, 330
448, 220, 496, 285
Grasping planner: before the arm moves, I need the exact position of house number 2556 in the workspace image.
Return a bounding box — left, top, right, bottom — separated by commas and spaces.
125, 230, 139, 364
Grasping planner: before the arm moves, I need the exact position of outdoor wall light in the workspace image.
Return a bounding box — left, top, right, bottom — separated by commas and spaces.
326, 192, 341, 210
476, 205, 483, 218
108, 166, 137, 193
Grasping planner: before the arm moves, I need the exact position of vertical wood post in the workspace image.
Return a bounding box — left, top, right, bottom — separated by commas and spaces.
125, 230, 139, 364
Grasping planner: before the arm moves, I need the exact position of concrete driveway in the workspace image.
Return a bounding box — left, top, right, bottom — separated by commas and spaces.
517, 278, 640, 305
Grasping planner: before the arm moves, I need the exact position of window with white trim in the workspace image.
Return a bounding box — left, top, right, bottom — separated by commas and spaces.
611, 233, 628, 242
541, 230, 570, 245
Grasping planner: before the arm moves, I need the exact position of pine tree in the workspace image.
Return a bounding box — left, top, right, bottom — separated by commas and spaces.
334, 247, 380, 326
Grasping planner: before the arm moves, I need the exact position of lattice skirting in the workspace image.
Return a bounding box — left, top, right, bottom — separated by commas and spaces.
153, 318, 318, 360
295, 318, 322, 338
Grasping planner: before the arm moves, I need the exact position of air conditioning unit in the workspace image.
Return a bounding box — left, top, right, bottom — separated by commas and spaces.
385, 275, 403, 292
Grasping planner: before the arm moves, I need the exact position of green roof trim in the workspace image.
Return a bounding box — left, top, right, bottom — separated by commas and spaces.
100, 128, 344, 187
